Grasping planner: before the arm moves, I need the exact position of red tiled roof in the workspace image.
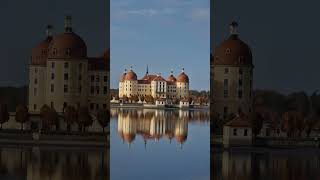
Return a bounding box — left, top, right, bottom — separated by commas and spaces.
225, 114, 251, 127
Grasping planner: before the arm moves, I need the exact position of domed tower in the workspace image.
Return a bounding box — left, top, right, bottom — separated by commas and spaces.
176, 68, 190, 99
211, 21, 253, 119
122, 67, 138, 98
119, 69, 127, 98
29, 25, 53, 112
46, 16, 88, 112
167, 70, 177, 99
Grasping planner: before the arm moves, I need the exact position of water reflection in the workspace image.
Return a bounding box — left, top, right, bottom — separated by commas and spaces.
0, 146, 108, 180
212, 149, 320, 180
111, 108, 210, 180
112, 109, 209, 146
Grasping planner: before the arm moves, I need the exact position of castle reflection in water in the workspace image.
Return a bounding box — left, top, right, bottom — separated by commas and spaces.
111, 109, 209, 147
0, 147, 108, 180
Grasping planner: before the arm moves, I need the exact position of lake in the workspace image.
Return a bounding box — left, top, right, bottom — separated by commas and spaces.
211, 147, 320, 180
110, 108, 210, 180
0, 146, 108, 180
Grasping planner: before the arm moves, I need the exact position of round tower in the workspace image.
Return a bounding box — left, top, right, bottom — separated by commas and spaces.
211, 21, 253, 120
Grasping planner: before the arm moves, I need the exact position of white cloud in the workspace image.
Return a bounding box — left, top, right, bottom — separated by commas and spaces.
190, 8, 210, 22
127, 8, 159, 16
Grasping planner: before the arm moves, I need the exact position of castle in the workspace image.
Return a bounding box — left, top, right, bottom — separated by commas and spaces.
118, 67, 190, 101
28, 16, 109, 113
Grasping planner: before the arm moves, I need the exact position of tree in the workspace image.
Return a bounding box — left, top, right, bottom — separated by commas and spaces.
15, 105, 29, 131
0, 104, 9, 129
40, 105, 50, 130
122, 95, 128, 102
46, 108, 58, 131
64, 106, 77, 132
281, 111, 304, 137
139, 95, 145, 102
96, 109, 109, 133
40, 105, 58, 131
77, 107, 93, 132
250, 111, 264, 137
131, 95, 139, 102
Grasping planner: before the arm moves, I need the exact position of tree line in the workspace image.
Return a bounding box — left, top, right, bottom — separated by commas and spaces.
212, 89, 320, 137
0, 104, 109, 133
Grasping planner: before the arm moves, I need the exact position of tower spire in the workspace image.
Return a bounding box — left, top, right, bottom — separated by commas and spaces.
230, 21, 238, 35
64, 15, 73, 33
146, 64, 149, 75
46, 25, 53, 38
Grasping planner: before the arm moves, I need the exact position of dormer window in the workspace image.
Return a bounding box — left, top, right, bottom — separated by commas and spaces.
53, 48, 57, 56
66, 48, 71, 56
225, 48, 231, 54
239, 56, 245, 63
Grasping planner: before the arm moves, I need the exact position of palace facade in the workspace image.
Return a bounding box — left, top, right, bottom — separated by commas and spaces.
118, 67, 190, 100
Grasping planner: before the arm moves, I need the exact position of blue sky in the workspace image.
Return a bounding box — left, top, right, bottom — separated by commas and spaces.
111, 0, 210, 90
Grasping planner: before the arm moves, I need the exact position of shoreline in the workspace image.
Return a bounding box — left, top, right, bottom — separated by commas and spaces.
0, 130, 109, 147
111, 103, 209, 111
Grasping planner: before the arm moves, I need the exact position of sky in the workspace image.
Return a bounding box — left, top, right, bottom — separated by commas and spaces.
111, 0, 210, 91
0, 0, 108, 86
212, 0, 320, 94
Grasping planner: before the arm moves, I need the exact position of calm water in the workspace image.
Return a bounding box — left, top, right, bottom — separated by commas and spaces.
110, 108, 210, 180
211, 148, 320, 180
0, 146, 108, 180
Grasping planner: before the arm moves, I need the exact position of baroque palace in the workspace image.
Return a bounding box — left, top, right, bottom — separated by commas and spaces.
29, 16, 109, 113
118, 67, 190, 101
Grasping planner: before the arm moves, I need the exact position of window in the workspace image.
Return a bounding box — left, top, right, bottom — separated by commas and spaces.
104, 76, 107, 82
91, 86, 94, 94
51, 84, 54, 93
34, 78, 38, 84
103, 104, 107, 108
96, 75, 100, 82
233, 129, 237, 136
33, 104, 37, 110
224, 79, 228, 87
51, 62, 55, 68
50, 102, 54, 108
96, 86, 100, 94
78, 75, 82, 81
244, 129, 248, 136
91, 75, 95, 82
64, 84, 68, 93
64, 73, 69, 80
225, 48, 231, 54
35, 68, 38, 73
223, 106, 228, 119
66, 48, 71, 56
79, 63, 82, 70
239, 68, 243, 75
239, 79, 243, 86
79, 85, 82, 93
103, 86, 107, 94
64, 62, 69, 69
53, 48, 57, 56
96, 104, 99, 110
51, 73, 55, 80
90, 103, 94, 110
238, 90, 243, 98
224, 68, 229, 74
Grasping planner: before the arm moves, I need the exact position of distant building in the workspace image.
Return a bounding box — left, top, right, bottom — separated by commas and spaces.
28, 16, 109, 113
223, 113, 252, 148
211, 21, 253, 120
118, 67, 189, 101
